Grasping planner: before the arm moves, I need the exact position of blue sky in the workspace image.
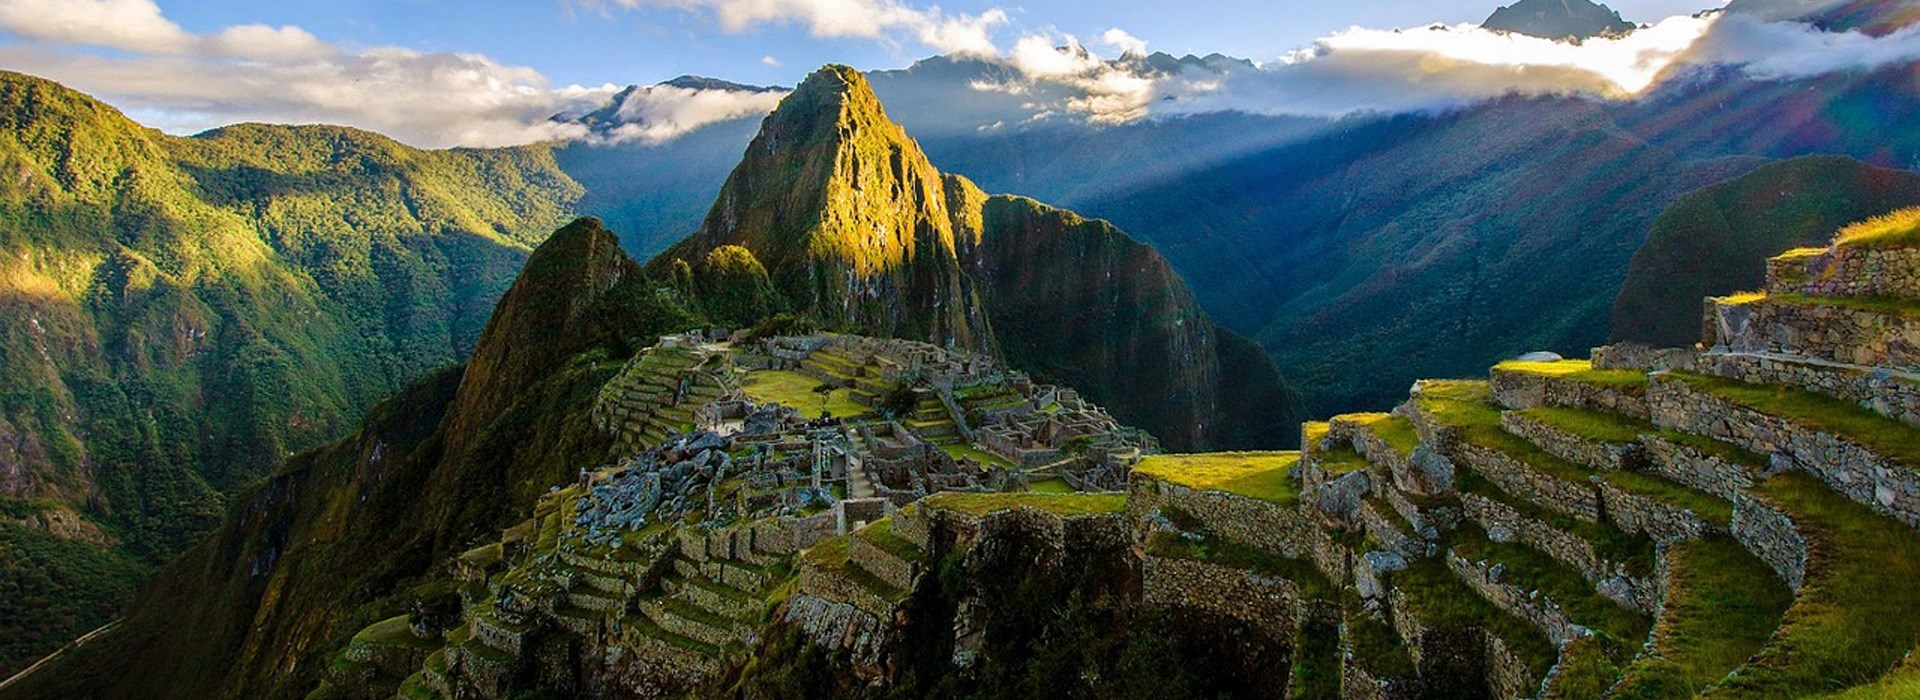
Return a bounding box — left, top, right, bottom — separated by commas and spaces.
145, 0, 1717, 87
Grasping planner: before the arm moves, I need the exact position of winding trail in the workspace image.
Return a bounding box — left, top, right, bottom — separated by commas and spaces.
0, 620, 120, 693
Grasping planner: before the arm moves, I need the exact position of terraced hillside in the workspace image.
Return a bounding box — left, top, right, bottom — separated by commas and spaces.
95, 219, 1920, 700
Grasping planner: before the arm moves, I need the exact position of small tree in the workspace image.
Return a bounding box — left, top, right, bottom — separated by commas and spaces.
812, 383, 835, 419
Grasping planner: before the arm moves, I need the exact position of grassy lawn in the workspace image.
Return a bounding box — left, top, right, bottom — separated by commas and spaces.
1493, 359, 1650, 392
1337, 412, 1422, 456
939, 442, 1016, 469
1611, 537, 1792, 700
1314, 444, 1372, 475
355, 615, 438, 650
1027, 477, 1075, 493
1669, 372, 1920, 469
1521, 406, 1649, 445
1718, 290, 1920, 317
921, 491, 1126, 517
1132, 452, 1301, 505
1601, 470, 1734, 526
742, 370, 869, 418
1713, 471, 1920, 696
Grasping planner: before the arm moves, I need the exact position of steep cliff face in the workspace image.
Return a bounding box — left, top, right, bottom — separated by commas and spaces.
965, 192, 1303, 450
657, 65, 1301, 449
654, 65, 994, 352
3, 219, 700, 700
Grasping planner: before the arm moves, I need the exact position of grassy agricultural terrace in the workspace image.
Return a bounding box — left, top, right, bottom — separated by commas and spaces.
1130, 452, 1301, 505
740, 370, 870, 419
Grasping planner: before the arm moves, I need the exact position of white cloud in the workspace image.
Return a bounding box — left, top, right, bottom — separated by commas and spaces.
603, 83, 788, 143
761, 54, 782, 67
588, 0, 1007, 56
977, 11, 1920, 125
0, 0, 194, 53
1677, 13, 1920, 78
0, 0, 768, 148
1101, 28, 1148, 57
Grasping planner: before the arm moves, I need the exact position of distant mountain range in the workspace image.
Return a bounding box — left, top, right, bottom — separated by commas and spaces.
1483, 0, 1638, 39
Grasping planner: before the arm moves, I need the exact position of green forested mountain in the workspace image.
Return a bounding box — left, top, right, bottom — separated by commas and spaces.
1612, 155, 1920, 346
1, 218, 697, 699
0, 70, 582, 675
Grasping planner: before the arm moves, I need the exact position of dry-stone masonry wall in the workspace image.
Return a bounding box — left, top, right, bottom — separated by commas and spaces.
1767, 245, 1920, 300
1649, 373, 1920, 530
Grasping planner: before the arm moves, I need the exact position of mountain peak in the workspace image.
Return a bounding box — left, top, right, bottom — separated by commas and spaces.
657, 63, 993, 350
1484, 0, 1636, 40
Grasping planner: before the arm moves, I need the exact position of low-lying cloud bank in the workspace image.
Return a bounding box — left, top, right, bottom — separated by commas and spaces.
5, 0, 1920, 147
1002, 12, 1920, 124
0, 0, 617, 148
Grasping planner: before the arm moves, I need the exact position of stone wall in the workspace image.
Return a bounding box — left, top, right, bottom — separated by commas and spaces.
798, 562, 897, 618
1596, 480, 1720, 543
1699, 351, 1920, 428
1704, 297, 1920, 370
1499, 411, 1646, 473
783, 595, 890, 682
1456, 443, 1601, 523
1490, 368, 1650, 420
1362, 501, 1428, 559
1127, 474, 1321, 562
1386, 587, 1538, 700
1445, 551, 1580, 646
1481, 631, 1537, 700
1141, 554, 1302, 640
1592, 344, 1701, 373
1730, 494, 1810, 591
849, 532, 919, 592
1639, 435, 1757, 501
1649, 374, 1920, 530
1767, 245, 1920, 301
1461, 493, 1654, 613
